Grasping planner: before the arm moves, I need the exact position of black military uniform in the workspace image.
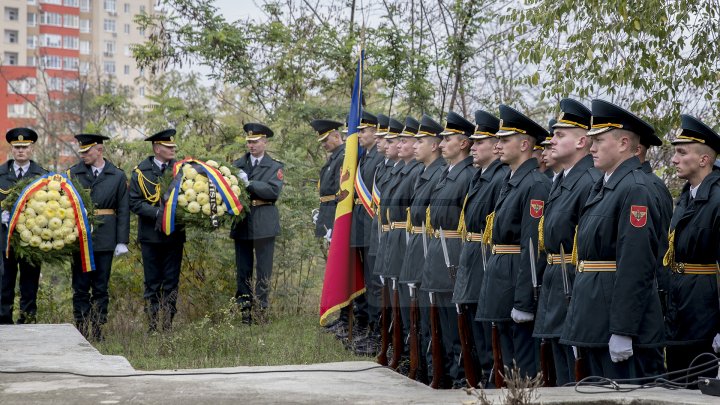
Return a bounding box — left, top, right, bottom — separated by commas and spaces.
421, 111, 477, 386
68, 134, 130, 340
0, 128, 47, 324
561, 100, 664, 380
532, 100, 600, 385
231, 123, 284, 319
129, 129, 185, 331
451, 110, 507, 386
350, 112, 383, 332
476, 105, 551, 378
312, 120, 345, 238
398, 115, 445, 383
664, 115, 720, 379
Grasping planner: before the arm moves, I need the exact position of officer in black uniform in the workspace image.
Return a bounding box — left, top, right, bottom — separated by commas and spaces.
0, 128, 47, 324
533, 99, 600, 385
129, 129, 185, 332
231, 123, 284, 324
348, 112, 383, 341
422, 111, 477, 387
68, 134, 130, 340
451, 109, 507, 387
663, 115, 720, 382
540, 119, 562, 182
476, 105, 551, 378
561, 100, 664, 379
312, 119, 345, 239
398, 115, 445, 383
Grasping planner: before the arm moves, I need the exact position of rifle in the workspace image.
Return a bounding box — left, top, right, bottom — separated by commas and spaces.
457, 303, 479, 388
529, 237, 555, 387
491, 322, 504, 388
377, 278, 390, 366
429, 291, 444, 389
408, 283, 420, 380
390, 278, 404, 369
559, 244, 587, 382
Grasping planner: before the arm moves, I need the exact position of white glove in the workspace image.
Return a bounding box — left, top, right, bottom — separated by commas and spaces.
1, 210, 8, 225
324, 228, 332, 243
608, 334, 633, 363
510, 308, 534, 323
113, 243, 129, 257
572, 346, 578, 359
312, 209, 319, 225
713, 333, 720, 353
238, 170, 249, 186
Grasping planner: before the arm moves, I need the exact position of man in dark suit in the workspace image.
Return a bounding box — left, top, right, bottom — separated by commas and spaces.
129, 129, 185, 332
0, 128, 47, 324
231, 123, 284, 324
68, 134, 130, 341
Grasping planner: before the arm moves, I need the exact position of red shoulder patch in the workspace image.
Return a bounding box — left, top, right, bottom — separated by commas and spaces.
529, 199, 544, 219
277, 168, 284, 181
630, 205, 647, 228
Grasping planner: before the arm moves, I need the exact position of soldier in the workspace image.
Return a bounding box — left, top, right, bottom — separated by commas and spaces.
311, 119, 346, 333
561, 100, 665, 379
664, 115, 720, 382
451, 109, 507, 387
0, 128, 47, 324
540, 119, 562, 182
476, 105, 551, 378
533, 99, 599, 385
398, 115, 446, 384
67, 134, 130, 341
129, 129, 185, 332
231, 123, 284, 324
422, 111, 476, 388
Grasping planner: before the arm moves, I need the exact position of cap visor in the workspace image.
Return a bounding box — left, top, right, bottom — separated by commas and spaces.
317, 133, 330, 142
552, 122, 577, 128
586, 127, 612, 136
495, 129, 520, 137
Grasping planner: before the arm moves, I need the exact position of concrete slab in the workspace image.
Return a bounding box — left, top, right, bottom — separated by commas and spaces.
1, 324, 719, 404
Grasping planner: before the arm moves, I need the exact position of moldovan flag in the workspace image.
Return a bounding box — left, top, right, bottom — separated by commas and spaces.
319, 49, 366, 326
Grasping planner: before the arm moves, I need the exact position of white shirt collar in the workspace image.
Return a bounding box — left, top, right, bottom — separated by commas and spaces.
153, 158, 167, 170
603, 171, 613, 183
447, 164, 456, 173
91, 159, 106, 174
13, 161, 30, 174
252, 154, 264, 165
690, 183, 700, 198
563, 165, 573, 177
552, 172, 560, 183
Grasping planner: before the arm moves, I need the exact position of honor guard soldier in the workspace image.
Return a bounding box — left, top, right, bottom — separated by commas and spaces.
311, 119, 346, 333
421, 111, 476, 388
346, 112, 383, 343
398, 115, 446, 383
561, 100, 665, 379
476, 105, 551, 378
129, 129, 185, 332
533, 99, 600, 385
67, 134, 130, 340
540, 119, 562, 182
664, 115, 720, 382
451, 109, 507, 387
372, 117, 403, 359
0, 128, 47, 324
231, 123, 284, 324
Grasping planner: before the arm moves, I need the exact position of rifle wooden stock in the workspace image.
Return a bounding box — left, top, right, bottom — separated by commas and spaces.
539, 338, 556, 387
429, 299, 443, 389
408, 293, 420, 380
575, 350, 588, 382
491, 322, 504, 388
457, 305, 479, 388
377, 284, 390, 366
390, 284, 403, 369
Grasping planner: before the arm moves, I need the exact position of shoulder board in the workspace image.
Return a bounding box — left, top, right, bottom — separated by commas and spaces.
631, 169, 647, 186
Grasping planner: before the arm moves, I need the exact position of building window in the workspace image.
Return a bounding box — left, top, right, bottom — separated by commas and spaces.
8, 103, 35, 118
124, 3, 130, 13
27, 56, 37, 66
124, 45, 131, 56
103, 61, 115, 74
139, 5, 145, 13
48, 76, 62, 91
63, 36, 79, 50
80, 40, 90, 55
123, 64, 129, 74
64, 0, 79, 6
8, 78, 37, 95
63, 79, 78, 91
103, 19, 116, 33
5, 7, 19, 21
41, 55, 62, 69
3, 52, 19, 65
40, 0, 62, 4
27, 35, 37, 49
27, 12, 36, 26
64, 14, 79, 29
4, 30, 19, 44
64, 57, 79, 70
80, 19, 90, 33
138, 86, 145, 97
104, 0, 116, 13
80, 0, 90, 12
80, 61, 90, 74
28, 0, 37, 5
104, 40, 115, 56
124, 23, 130, 34
138, 28, 145, 36
41, 12, 63, 26
41, 34, 62, 48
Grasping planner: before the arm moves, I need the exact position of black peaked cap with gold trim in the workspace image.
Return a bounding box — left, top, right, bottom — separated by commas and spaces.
553, 98, 591, 130
542, 119, 557, 145
6, 127, 38, 146
672, 114, 720, 154
75, 133, 110, 152
243, 123, 274, 141
471, 109, 500, 140
375, 114, 390, 136
416, 115, 443, 138
400, 116, 419, 137
496, 104, 548, 145
441, 111, 474, 136
358, 111, 378, 130
145, 129, 177, 147
385, 117, 404, 139
310, 119, 343, 142
587, 99, 660, 146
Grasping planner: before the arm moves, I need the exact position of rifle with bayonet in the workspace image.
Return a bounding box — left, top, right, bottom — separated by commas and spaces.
390, 277, 404, 369
559, 244, 587, 382
408, 221, 430, 381
483, 240, 504, 388
377, 276, 390, 366
531, 238, 556, 387
429, 291, 443, 389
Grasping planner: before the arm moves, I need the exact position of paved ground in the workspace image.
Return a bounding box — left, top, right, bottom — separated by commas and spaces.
1, 324, 719, 404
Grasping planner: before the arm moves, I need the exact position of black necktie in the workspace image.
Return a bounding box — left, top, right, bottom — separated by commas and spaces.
17, 168, 23, 179
253, 159, 258, 167
160, 163, 167, 174
94, 169, 99, 178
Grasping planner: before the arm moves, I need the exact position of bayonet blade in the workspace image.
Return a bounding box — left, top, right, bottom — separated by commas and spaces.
528, 237, 538, 289
560, 244, 570, 299
439, 227, 451, 269
421, 221, 428, 258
